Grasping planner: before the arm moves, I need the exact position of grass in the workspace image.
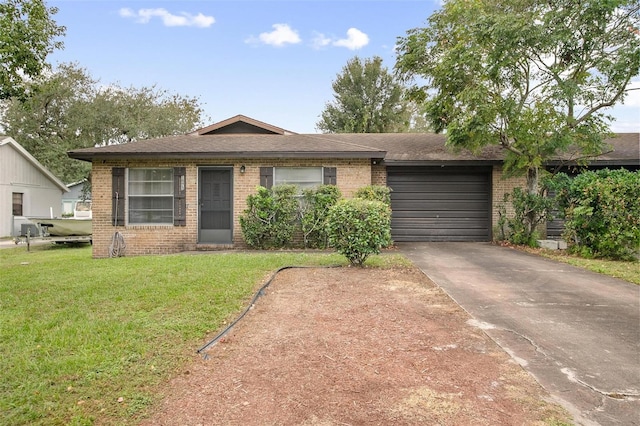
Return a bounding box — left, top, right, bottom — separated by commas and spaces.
1, 243, 628, 425
1, 244, 397, 425
519, 247, 640, 285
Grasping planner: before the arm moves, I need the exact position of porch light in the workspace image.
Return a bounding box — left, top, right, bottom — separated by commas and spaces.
240, 165, 246, 174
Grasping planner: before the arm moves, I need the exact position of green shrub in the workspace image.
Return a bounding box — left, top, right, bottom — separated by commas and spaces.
501, 186, 555, 246
239, 185, 298, 249
300, 185, 342, 248
326, 198, 392, 266
555, 169, 640, 260
354, 185, 392, 205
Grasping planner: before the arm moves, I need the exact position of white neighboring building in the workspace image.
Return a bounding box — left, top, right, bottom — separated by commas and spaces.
63, 180, 92, 218
0, 136, 69, 237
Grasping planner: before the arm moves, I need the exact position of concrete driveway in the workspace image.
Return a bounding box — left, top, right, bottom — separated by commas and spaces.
400, 242, 640, 426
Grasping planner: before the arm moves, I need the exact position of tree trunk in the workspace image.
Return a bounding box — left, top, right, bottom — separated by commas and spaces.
526, 166, 539, 195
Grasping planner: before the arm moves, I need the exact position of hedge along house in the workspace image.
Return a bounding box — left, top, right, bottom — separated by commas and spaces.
67, 115, 639, 258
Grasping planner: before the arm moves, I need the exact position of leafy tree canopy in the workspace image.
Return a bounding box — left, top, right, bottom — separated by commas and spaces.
0, 0, 65, 100
317, 56, 412, 133
395, 0, 640, 193
0, 63, 206, 183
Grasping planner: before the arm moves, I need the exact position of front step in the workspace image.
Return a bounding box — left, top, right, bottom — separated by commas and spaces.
195, 243, 234, 251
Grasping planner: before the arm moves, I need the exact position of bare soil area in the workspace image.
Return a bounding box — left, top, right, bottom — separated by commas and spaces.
141, 266, 571, 425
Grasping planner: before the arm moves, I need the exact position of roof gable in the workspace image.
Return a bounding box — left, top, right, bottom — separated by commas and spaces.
0, 136, 69, 192
194, 114, 296, 135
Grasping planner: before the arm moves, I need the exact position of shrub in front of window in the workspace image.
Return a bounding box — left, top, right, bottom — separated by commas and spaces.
326, 198, 392, 266
300, 185, 342, 248
354, 185, 392, 206
240, 185, 298, 249
555, 169, 640, 260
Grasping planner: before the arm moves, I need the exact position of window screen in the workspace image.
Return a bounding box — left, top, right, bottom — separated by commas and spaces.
128, 168, 174, 224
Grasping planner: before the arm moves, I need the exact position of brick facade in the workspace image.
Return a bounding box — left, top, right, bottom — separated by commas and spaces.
91, 158, 373, 258
91, 158, 527, 258
371, 162, 387, 186
491, 166, 527, 237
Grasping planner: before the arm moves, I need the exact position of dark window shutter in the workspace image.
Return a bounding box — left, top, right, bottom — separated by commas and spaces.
112, 167, 125, 226
173, 167, 186, 226
323, 167, 337, 185
260, 167, 273, 188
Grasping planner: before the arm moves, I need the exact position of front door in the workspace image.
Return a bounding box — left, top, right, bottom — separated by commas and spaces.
199, 168, 232, 243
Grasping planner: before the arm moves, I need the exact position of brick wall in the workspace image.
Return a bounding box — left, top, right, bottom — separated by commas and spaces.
491, 166, 527, 237
91, 158, 373, 258
371, 162, 387, 186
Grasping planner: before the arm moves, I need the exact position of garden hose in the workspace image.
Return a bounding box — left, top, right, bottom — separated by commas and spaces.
197, 265, 341, 357
109, 192, 126, 257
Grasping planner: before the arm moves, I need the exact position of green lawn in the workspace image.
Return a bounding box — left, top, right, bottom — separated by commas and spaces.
0, 245, 366, 425
523, 248, 640, 285
1, 243, 631, 425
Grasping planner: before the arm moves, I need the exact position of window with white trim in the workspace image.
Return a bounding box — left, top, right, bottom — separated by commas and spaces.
12, 192, 23, 216
127, 168, 174, 224
274, 167, 323, 190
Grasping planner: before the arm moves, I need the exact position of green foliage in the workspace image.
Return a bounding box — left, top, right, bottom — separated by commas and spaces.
241, 184, 392, 253
326, 198, 392, 266
240, 185, 299, 249
300, 185, 342, 248
317, 56, 411, 133
555, 169, 640, 260
395, 0, 640, 194
501, 187, 555, 246
0, 245, 351, 425
354, 185, 392, 206
0, 63, 205, 183
534, 248, 640, 285
0, 0, 65, 100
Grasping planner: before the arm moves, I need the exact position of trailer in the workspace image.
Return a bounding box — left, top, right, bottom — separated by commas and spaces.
15, 220, 92, 246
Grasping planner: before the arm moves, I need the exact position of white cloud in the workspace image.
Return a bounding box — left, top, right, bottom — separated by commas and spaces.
311, 31, 332, 50
250, 23, 301, 47
333, 28, 369, 50
119, 8, 215, 28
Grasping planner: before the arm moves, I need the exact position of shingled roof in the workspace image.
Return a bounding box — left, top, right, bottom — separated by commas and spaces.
67, 133, 387, 161
193, 114, 297, 136
68, 132, 638, 166
67, 115, 638, 166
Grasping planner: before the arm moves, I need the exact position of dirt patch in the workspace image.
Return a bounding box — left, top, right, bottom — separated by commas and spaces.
141, 266, 570, 425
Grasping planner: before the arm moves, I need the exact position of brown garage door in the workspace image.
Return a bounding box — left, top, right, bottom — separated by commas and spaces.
387, 166, 491, 242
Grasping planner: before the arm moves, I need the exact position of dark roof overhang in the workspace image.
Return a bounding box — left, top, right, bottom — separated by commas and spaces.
68, 150, 385, 162
382, 159, 502, 166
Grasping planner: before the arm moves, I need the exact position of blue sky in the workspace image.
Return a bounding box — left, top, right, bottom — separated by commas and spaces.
48, 0, 639, 134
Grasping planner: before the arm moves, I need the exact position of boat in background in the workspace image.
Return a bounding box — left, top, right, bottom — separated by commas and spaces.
33, 218, 92, 237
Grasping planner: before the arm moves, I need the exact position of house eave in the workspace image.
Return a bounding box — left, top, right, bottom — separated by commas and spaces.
383, 159, 502, 166
544, 160, 639, 167
68, 151, 386, 162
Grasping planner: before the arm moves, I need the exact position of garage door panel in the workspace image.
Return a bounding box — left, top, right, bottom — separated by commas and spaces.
391, 227, 490, 239
392, 210, 489, 219
387, 166, 491, 242
392, 199, 489, 209
391, 191, 487, 204
392, 217, 489, 227
392, 173, 485, 181
391, 182, 488, 192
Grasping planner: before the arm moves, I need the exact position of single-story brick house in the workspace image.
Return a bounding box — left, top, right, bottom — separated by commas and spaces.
67, 115, 639, 258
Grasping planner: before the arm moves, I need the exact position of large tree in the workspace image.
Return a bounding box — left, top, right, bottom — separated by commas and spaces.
395, 0, 640, 194
0, 63, 205, 183
317, 56, 411, 133
0, 0, 65, 100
